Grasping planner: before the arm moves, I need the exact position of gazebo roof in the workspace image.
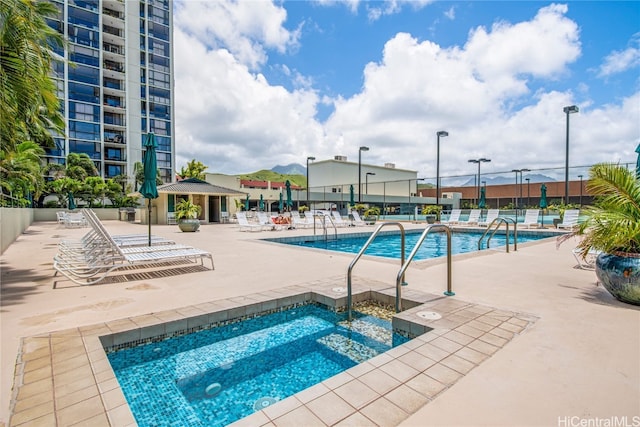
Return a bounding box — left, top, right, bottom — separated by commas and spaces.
157, 178, 245, 196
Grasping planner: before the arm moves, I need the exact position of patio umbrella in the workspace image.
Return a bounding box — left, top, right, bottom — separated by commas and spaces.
278, 192, 283, 213
349, 184, 355, 207
139, 133, 159, 246
285, 180, 292, 210
245, 194, 250, 211
67, 192, 76, 210
259, 194, 265, 211
540, 183, 548, 228
478, 187, 486, 209
635, 143, 640, 179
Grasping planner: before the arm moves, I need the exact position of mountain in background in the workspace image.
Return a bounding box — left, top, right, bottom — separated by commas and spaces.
459, 174, 556, 186
238, 167, 306, 187
271, 163, 306, 175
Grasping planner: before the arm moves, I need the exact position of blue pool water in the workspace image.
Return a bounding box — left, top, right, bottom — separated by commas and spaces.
276, 231, 548, 260
107, 304, 408, 427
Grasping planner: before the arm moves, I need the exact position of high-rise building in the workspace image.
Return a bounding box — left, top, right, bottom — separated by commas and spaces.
45, 0, 175, 184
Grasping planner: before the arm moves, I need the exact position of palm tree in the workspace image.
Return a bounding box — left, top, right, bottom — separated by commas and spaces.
575, 163, 640, 257
0, 141, 45, 205
0, 0, 65, 150
179, 159, 208, 180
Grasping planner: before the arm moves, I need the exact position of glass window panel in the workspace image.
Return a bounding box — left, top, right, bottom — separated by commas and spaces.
69, 140, 100, 159
68, 63, 99, 85
69, 120, 100, 141
68, 5, 99, 29
68, 82, 99, 103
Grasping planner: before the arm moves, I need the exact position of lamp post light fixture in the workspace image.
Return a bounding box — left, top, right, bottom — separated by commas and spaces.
358, 146, 369, 203
578, 174, 583, 206
366, 172, 375, 195
306, 156, 315, 211
436, 131, 448, 218
468, 158, 490, 207
563, 105, 579, 205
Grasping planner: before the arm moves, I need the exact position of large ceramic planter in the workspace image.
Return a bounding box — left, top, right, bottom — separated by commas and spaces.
595, 252, 640, 305
178, 219, 200, 232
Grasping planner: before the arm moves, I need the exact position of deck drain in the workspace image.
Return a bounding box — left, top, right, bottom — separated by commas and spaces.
332, 287, 347, 293
416, 311, 442, 320
205, 383, 222, 397
254, 397, 277, 411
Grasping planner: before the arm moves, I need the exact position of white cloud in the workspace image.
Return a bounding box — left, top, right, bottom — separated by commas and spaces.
173, 1, 639, 178
174, 30, 324, 173
444, 6, 455, 20
174, 0, 299, 70
598, 34, 640, 77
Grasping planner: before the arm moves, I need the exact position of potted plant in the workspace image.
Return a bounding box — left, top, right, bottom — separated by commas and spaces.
572, 163, 640, 305
421, 205, 442, 224
363, 206, 380, 225
175, 199, 202, 232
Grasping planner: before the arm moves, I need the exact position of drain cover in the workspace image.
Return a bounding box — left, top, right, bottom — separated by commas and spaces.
253, 397, 277, 411
416, 311, 442, 320
205, 383, 222, 397
332, 287, 347, 293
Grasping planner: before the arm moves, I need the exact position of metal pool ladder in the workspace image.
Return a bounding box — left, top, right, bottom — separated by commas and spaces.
346, 223, 455, 320
478, 217, 518, 252
347, 222, 405, 321
395, 224, 454, 313
314, 212, 337, 241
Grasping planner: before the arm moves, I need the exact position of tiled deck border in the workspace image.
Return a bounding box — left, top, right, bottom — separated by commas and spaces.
9, 277, 537, 426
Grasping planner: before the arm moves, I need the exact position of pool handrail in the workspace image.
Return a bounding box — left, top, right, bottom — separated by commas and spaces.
347, 222, 405, 321
478, 217, 518, 252
315, 212, 337, 241
395, 224, 454, 313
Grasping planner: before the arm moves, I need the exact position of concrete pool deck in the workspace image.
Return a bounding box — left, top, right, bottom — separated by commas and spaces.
1, 220, 639, 426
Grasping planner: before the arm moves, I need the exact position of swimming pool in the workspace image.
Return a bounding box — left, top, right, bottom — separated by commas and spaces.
107, 303, 409, 427
267, 230, 550, 260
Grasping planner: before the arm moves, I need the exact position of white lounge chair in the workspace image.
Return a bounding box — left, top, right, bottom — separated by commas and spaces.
521, 209, 540, 228
290, 211, 311, 228
442, 209, 461, 225
235, 212, 264, 232
257, 212, 284, 231
479, 209, 500, 227
350, 210, 367, 227
460, 209, 481, 226
557, 209, 580, 229
331, 211, 349, 227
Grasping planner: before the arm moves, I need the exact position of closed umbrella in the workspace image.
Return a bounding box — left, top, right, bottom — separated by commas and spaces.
285, 180, 292, 211
278, 192, 283, 213
245, 194, 250, 211
259, 194, 265, 211
349, 184, 355, 207
478, 187, 486, 209
139, 133, 159, 246
68, 192, 76, 210
635, 143, 640, 179
540, 183, 548, 228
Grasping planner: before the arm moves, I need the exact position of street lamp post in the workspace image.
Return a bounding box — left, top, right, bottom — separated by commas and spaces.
578, 174, 583, 206
525, 178, 530, 207
563, 105, 579, 205
468, 158, 490, 207
512, 169, 520, 213
520, 168, 530, 207
358, 146, 369, 203
436, 131, 448, 219
366, 172, 375, 195
306, 156, 315, 211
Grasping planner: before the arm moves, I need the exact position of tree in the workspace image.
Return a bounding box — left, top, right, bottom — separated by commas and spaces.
179, 159, 208, 180
0, 141, 45, 205
47, 176, 81, 207
0, 0, 65, 151
66, 153, 98, 180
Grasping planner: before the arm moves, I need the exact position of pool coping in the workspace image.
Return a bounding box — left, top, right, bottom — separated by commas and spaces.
9, 277, 538, 426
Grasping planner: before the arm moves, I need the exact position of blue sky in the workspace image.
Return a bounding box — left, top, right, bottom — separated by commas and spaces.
173, 1, 640, 181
